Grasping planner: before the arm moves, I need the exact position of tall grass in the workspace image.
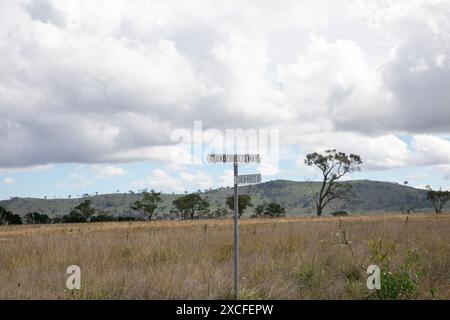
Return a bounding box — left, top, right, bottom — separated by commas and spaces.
0, 215, 449, 299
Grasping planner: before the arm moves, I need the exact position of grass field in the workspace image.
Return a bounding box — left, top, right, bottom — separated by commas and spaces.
1, 214, 450, 300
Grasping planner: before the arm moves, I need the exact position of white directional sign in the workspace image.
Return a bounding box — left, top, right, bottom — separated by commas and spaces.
207, 154, 261, 164
237, 174, 262, 185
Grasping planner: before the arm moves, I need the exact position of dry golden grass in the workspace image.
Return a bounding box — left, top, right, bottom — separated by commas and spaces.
1, 214, 450, 300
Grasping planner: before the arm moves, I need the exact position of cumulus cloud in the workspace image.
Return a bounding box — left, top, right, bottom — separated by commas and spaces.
219, 170, 234, 187
93, 165, 128, 178
0, 0, 449, 173
292, 132, 410, 170
22, 0, 66, 27
132, 168, 213, 193
411, 135, 450, 166
336, 0, 450, 133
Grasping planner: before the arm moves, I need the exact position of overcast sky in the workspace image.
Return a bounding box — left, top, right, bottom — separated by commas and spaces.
1, 0, 450, 199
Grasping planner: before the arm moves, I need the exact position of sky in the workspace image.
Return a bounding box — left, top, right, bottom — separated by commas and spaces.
1, 0, 450, 200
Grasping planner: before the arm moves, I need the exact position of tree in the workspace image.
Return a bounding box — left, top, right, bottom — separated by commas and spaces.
131, 190, 163, 220
265, 203, 286, 218
253, 203, 285, 218
74, 200, 97, 220
330, 211, 349, 217
254, 205, 265, 218
304, 149, 362, 216
8, 214, 22, 225
207, 204, 228, 219
25, 212, 51, 224
426, 187, 450, 214
226, 195, 253, 218
61, 200, 97, 223
52, 215, 64, 224
173, 193, 209, 220
24, 212, 34, 224
63, 211, 86, 223
0, 206, 12, 225
0, 207, 22, 225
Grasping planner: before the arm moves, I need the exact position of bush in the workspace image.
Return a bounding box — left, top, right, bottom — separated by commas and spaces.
8, 214, 23, 225
369, 239, 425, 300
24, 212, 51, 224
0, 207, 22, 225
207, 206, 228, 219
62, 211, 87, 223
254, 203, 286, 218
118, 216, 137, 222
331, 211, 349, 217
266, 203, 286, 217
51, 215, 63, 224
90, 215, 116, 222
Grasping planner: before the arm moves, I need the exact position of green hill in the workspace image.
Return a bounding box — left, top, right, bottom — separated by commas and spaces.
0, 180, 440, 219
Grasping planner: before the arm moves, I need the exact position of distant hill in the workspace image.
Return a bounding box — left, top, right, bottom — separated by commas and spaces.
0, 180, 442, 219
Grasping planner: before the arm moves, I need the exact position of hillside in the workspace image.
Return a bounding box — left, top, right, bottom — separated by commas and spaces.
0, 180, 440, 219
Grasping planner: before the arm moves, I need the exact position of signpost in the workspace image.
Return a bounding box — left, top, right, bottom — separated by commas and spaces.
237, 174, 262, 185
207, 154, 261, 300
207, 154, 261, 164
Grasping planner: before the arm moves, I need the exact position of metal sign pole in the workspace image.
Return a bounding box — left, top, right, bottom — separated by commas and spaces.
207, 154, 261, 301
233, 161, 239, 300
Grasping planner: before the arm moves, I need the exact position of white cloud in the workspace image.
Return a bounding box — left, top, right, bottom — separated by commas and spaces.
133, 169, 183, 193
0, 0, 449, 176
93, 165, 128, 178
293, 132, 410, 170
258, 161, 280, 177
0, 164, 53, 174
219, 170, 234, 187
278, 34, 389, 129
3, 177, 16, 185
132, 168, 213, 193
411, 135, 450, 166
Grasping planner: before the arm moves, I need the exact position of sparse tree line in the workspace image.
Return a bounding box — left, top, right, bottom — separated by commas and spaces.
0, 199, 141, 226
0, 190, 286, 226
1, 150, 449, 226
130, 190, 285, 221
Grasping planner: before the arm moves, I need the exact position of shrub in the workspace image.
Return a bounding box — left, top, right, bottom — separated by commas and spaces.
8, 214, 23, 225
331, 211, 349, 217
0, 207, 22, 225
24, 212, 51, 224
253, 203, 286, 218
118, 216, 137, 222
369, 239, 425, 300
62, 211, 87, 223
90, 215, 116, 222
